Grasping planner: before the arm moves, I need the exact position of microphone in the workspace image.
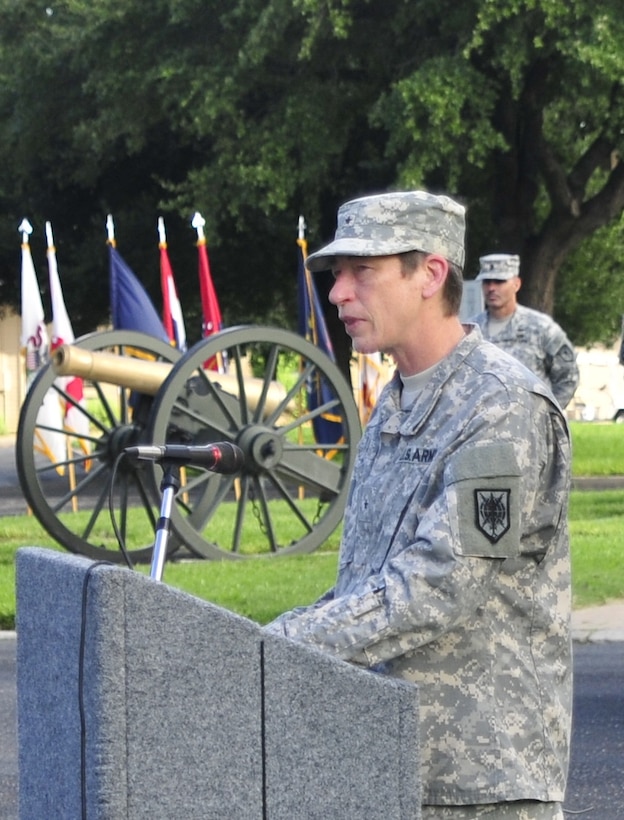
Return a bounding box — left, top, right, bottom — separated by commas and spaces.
124, 442, 244, 474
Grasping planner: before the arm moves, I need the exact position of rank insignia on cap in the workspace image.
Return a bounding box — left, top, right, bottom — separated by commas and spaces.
475, 489, 511, 543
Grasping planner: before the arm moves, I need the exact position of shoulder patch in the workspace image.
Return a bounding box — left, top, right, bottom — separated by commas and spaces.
474, 489, 511, 543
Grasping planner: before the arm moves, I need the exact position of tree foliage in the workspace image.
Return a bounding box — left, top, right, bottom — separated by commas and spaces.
0, 0, 623, 359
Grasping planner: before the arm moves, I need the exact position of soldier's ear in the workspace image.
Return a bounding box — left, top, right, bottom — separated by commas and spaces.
421, 254, 448, 300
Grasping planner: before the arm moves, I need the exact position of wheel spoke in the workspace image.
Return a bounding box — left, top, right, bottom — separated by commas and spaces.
16, 330, 181, 563
147, 326, 361, 559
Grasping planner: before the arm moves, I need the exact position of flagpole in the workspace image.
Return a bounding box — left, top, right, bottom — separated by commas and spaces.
18, 218, 38, 510
296, 216, 308, 499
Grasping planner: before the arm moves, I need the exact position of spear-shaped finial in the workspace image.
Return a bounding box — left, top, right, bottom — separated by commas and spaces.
192, 211, 206, 242
19, 218, 33, 244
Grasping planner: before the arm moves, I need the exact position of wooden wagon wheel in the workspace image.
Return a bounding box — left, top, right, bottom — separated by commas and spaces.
147, 326, 362, 560
16, 330, 182, 563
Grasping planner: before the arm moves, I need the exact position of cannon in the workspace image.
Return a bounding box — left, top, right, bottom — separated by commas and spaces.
16, 327, 361, 564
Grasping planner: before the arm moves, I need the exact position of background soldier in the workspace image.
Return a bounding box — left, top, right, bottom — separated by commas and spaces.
471, 253, 579, 408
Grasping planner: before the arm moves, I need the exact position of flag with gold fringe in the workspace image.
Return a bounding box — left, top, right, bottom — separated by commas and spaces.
193, 211, 225, 371
296, 216, 343, 445
158, 217, 187, 352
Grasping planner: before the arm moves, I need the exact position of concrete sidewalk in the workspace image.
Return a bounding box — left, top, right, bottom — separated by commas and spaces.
571, 600, 624, 643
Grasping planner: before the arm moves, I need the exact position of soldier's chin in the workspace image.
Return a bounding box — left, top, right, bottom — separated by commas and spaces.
352, 339, 379, 355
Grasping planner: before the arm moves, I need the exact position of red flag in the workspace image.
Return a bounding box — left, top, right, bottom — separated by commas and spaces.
197, 238, 222, 337
193, 211, 224, 371
158, 218, 187, 351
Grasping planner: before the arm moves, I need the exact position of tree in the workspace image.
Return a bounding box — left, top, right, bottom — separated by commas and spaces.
1, 0, 624, 363
357, 0, 624, 320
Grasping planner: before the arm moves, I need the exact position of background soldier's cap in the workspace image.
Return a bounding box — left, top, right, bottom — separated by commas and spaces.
305, 190, 466, 272
476, 253, 520, 281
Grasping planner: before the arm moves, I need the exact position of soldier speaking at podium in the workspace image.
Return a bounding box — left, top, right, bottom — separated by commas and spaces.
265, 191, 572, 820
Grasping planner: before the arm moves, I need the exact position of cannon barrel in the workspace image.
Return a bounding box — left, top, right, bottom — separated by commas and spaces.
51, 343, 288, 414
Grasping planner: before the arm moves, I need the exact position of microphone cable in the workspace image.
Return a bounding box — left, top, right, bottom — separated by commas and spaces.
108, 451, 136, 571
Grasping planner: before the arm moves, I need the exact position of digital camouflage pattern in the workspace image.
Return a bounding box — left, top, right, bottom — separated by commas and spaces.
305, 191, 466, 272
421, 800, 564, 819
472, 304, 580, 409
475, 253, 521, 281
265, 327, 572, 806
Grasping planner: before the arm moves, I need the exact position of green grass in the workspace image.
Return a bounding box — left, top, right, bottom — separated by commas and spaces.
1, 421, 622, 630
568, 490, 624, 608
1, 486, 622, 629
569, 420, 624, 476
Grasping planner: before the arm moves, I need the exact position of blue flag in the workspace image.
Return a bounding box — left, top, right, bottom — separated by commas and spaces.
109, 245, 169, 342
296, 236, 343, 445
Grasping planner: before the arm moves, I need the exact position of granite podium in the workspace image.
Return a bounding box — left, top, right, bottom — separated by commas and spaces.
16, 547, 421, 819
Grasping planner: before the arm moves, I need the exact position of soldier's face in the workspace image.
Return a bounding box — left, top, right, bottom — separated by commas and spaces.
329, 254, 426, 359
481, 276, 521, 314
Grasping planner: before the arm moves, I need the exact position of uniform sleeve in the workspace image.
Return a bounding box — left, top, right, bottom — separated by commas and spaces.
544, 327, 579, 408
264, 396, 566, 667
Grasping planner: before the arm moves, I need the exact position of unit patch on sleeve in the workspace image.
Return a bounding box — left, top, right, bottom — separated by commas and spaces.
474, 489, 511, 544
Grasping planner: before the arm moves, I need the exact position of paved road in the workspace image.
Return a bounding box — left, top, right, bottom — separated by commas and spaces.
1, 635, 623, 819
2, 440, 623, 816
564, 642, 624, 818
0, 636, 17, 820
0, 438, 28, 517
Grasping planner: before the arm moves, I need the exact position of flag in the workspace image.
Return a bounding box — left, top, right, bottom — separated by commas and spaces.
197, 236, 222, 339
158, 218, 187, 351
109, 244, 170, 343
296, 220, 343, 445
193, 211, 225, 371
19, 219, 65, 467
46, 222, 90, 444
358, 352, 385, 425
20, 222, 50, 383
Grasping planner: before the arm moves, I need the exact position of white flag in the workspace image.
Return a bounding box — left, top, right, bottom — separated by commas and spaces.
19, 219, 66, 467
46, 222, 90, 445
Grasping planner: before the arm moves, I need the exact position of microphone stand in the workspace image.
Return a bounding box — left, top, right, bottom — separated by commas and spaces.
149, 461, 181, 582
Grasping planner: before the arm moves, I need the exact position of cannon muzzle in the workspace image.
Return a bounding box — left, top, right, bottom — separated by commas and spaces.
51, 343, 288, 414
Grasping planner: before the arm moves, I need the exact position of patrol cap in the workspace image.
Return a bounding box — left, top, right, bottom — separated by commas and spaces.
305, 190, 466, 272
476, 253, 520, 281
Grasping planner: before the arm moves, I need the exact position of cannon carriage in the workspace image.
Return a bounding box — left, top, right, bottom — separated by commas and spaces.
16, 326, 361, 564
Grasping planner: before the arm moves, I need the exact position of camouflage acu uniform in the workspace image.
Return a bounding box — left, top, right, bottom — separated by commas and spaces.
305, 190, 466, 271
265, 326, 572, 807
472, 304, 579, 409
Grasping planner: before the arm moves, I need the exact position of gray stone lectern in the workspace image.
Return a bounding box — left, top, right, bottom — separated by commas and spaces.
15, 547, 421, 819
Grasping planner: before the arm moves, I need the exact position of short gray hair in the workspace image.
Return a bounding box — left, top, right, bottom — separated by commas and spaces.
399, 250, 463, 317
